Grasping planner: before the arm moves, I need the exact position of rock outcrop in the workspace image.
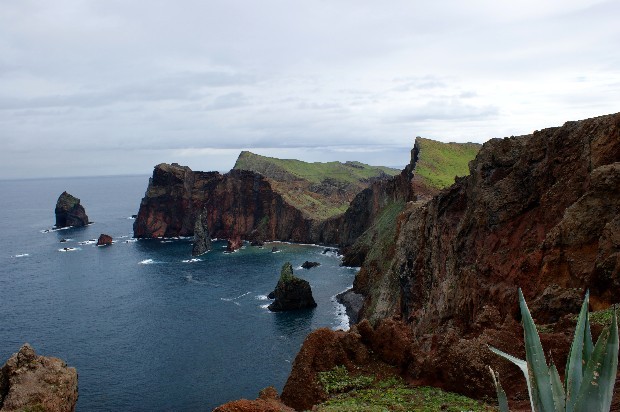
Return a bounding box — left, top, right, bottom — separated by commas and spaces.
301, 261, 320, 269
283, 112, 620, 409
0, 344, 78, 412
226, 236, 243, 253
55, 191, 89, 228
191, 211, 211, 256
268, 263, 317, 312
96, 234, 112, 246
213, 387, 294, 412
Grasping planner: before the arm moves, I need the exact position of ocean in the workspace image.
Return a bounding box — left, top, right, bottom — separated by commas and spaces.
0, 175, 357, 411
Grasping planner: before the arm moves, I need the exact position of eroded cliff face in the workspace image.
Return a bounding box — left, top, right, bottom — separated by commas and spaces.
134, 164, 313, 242
282, 112, 620, 409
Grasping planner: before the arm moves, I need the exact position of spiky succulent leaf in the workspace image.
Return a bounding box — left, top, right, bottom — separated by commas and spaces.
518, 289, 556, 412
489, 345, 536, 412
573, 308, 618, 412
583, 309, 594, 364
565, 291, 589, 411
549, 363, 566, 411
488, 366, 510, 412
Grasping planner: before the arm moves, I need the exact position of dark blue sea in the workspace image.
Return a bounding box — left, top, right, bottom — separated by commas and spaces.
0, 175, 357, 411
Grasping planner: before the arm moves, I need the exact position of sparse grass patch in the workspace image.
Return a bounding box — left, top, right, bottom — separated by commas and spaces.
315, 367, 496, 411
415, 138, 480, 189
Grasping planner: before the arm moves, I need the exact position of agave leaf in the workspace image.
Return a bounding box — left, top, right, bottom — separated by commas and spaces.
549, 363, 566, 411
583, 308, 594, 364
488, 366, 510, 412
489, 345, 535, 412
565, 291, 589, 411
519, 289, 556, 412
573, 307, 618, 412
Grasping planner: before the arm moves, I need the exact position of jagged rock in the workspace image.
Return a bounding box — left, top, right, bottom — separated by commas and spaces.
54, 191, 89, 228
271, 247, 279, 253
0, 344, 78, 412
191, 212, 211, 256
301, 261, 320, 269
213, 386, 294, 412
96, 234, 112, 246
268, 263, 317, 312
336, 289, 364, 325
226, 236, 243, 252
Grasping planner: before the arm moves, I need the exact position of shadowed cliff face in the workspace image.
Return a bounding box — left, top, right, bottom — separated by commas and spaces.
133, 164, 313, 242
282, 112, 620, 409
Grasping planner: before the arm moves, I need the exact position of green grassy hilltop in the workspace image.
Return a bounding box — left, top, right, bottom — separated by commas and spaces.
414, 137, 481, 189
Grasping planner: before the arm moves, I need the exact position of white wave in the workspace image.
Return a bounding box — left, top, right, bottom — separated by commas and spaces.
139, 259, 155, 265
182, 258, 202, 263
160, 240, 173, 243
221, 291, 251, 304
40, 226, 70, 233
260, 304, 271, 309
255, 295, 270, 301
12, 253, 29, 258
127, 216, 136, 220
58, 247, 80, 252
78, 240, 97, 245
124, 238, 138, 243
271, 250, 281, 253
118, 235, 128, 239
330, 292, 351, 332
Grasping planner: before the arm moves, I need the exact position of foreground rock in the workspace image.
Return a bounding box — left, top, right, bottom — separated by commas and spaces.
213, 387, 294, 412
0, 344, 78, 412
54, 191, 89, 228
96, 234, 112, 246
191, 212, 211, 256
268, 263, 317, 312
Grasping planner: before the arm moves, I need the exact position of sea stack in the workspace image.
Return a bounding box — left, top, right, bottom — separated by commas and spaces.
55, 191, 89, 228
268, 262, 317, 312
0, 344, 78, 412
97, 234, 113, 246
226, 236, 243, 252
192, 212, 212, 256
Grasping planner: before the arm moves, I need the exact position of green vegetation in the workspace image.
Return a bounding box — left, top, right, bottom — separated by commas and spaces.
489, 290, 618, 412
280, 262, 295, 282
234, 151, 400, 186
316, 366, 495, 411
233, 151, 401, 220
415, 137, 480, 189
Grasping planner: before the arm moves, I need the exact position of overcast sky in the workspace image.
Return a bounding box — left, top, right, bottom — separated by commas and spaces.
1, 0, 619, 179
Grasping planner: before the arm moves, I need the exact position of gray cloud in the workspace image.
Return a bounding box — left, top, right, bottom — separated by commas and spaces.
0, 0, 619, 179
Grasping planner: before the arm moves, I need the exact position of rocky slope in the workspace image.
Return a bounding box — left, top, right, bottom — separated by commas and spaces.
281, 112, 620, 410
0, 344, 78, 412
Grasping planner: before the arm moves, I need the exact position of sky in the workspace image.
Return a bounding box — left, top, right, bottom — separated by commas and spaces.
1, 0, 619, 179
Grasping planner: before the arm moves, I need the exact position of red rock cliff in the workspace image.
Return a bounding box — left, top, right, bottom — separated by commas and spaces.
282, 112, 620, 410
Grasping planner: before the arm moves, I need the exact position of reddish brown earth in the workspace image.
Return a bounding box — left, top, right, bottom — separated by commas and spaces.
0, 344, 78, 412
96, 233, 112, 246
280, 112, 620, 410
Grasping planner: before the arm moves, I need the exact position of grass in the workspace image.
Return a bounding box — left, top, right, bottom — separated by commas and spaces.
570, 306, 617, 326
315, 366, 496, 412
415, 137, 480, 189
234, 151, 400, 186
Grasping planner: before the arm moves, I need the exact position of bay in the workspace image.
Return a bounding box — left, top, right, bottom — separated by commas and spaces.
0, 175, 356, 411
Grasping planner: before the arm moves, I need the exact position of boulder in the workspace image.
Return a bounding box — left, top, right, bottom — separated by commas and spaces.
0, 344, 78, 412
54, 191, 89, 228
191, 212, 211, 256
213, 386, 294, 412
268, 263, 317, 312
96, 234, 113, 246
301, 261, 320, 269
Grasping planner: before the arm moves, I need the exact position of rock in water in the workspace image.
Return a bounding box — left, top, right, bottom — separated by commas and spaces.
0, 344, 78, 412
192, 212, 211, 256
301, 261, 320, 269
96, 234, 113, 246
55, 191, 89, 228
268, 262, 317, 312
226, 236, 243, 252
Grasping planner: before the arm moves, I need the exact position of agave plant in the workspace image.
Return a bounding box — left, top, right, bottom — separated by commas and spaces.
488, 289, 618, 412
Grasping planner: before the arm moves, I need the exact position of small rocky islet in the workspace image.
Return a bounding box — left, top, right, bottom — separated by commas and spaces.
9, 112, 620, 411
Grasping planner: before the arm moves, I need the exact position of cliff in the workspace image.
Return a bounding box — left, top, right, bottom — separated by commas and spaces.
0, 344, 78, 412
281, 112, 620, 410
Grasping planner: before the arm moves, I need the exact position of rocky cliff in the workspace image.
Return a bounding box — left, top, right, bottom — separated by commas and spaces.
0, 344, 78, 412
281, 112, 620, 410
